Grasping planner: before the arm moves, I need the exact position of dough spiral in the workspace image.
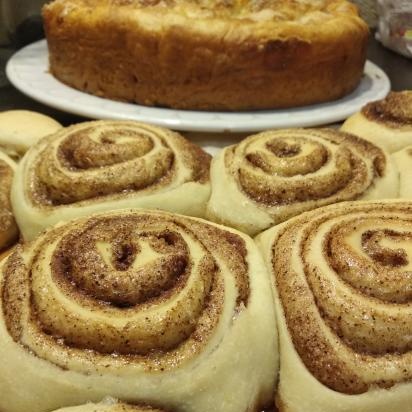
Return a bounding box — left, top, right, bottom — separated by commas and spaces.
11, 121, 211, 240
0, 151, 18, 250
0, 209, 277, 412
342, 91, 412, 153
207, 128, 398, 235
257, 200, 412, 412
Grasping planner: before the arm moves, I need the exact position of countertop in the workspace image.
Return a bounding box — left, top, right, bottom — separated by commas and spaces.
0, 36, 411, 127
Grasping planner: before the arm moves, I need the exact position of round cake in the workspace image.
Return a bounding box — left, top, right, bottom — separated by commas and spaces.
43, 0, 369, 111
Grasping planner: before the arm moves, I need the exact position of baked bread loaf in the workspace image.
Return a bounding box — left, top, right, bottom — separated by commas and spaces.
0, 152, 18, 251
43, 0, 368, 111
341, 91, 412, 153
0, 110, 62, 159
52, 400, 165, 412
0, 209, 277, 412
256, 200, 412, 412
207, 128, 398, 236
11, 120, 211, 241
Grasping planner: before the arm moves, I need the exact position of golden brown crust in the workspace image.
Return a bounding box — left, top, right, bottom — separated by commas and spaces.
266, 201, 412, 395
43, 0, 368, 110
362, 91, 412, 129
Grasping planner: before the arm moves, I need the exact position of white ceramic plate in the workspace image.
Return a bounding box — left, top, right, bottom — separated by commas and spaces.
7, 39, 391, 133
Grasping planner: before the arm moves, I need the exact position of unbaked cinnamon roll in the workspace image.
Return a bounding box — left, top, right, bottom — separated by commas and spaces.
52, 399, 165, 412
0, 209, 277, 412
0, 152, 18, 250
11, 121, 211, 241
0, 110, 62, 159
256, 200, 412, 412
341, 91, 412, 153
207, 128, 398, 235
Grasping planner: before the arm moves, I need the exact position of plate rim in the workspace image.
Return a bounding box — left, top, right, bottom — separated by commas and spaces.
6, 39, 391, 133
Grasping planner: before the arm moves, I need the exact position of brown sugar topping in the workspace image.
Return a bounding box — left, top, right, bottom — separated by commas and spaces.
225, 128, 388, 221
0, 210, 249, 372
362, 91, 412, 129
26, 121, 211, 207
270, 201, 412, 394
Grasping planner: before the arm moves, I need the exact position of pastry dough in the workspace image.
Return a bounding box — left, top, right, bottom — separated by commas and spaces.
43, 0, 368, 110
256, 200, 412, 412
11, 120, 211, 241
52, 399, 164, 412
341, 91, 412, 153
0, 152, 18, 250
0, 209, 277, 412
0, 110, 62, 159
207, 128, 398, 235
393, 145, 412, 198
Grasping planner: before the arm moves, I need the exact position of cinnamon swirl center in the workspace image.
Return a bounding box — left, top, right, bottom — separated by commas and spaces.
230, 129, 385, 207
31, 124, 176, 205
53, 226, 190, 307
362, 91, 412, 128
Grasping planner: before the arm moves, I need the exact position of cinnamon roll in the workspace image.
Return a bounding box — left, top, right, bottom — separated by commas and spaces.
341, 91, 412, 153
0, 110, 62, 159
207, 128, 398, 236
11, 121, 211, 241
52, 399, 165, 412
256, 200, 412, 412
0, 209, 277, 412
0, 152, 18, 250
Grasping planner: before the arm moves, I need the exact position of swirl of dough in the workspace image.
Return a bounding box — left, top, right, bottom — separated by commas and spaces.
11, 120, 211, 240
207, 128, 398, 235
342, 91, 412, 153
0, 152, 18, 250
257, 200, 412, 412
0, 209, 277, 412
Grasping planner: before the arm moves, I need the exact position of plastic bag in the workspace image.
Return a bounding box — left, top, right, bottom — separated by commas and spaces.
376, 0, 412, 58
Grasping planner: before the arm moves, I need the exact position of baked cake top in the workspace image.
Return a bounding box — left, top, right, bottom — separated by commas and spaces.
45, 0, 363, 25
